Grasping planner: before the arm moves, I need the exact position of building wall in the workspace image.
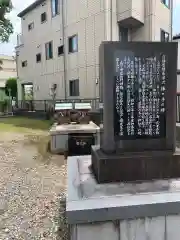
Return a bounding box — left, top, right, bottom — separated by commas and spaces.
0, 55, 17, 88
131, 0, 172, 41
16, 0, 172, 101
172, 38, 180, 93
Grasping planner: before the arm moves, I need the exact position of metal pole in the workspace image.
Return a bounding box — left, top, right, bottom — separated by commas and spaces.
62, 0, 67, 99
171, 0, 173, 41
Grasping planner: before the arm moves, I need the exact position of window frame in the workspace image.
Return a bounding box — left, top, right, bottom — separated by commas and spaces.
161, 29, 169, 42
161, 0, 170, 8
58, 45, 64, 56
28, 22, 34, 31
68, 35, 78, 53
51, 0, 59, 17
22, 60, 27, 67
45, 41, 53, 60
69, 79, 79, 97
36, 53, 42, 63
41, 12, 47, 23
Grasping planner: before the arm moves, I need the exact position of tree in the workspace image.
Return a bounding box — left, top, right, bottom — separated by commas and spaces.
0, 59, 2, 70
5, 77, 17, 98
0, 0, 14, 70
0, 0, 13, 42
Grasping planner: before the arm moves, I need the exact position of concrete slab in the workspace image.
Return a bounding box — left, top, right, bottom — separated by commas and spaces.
67, 155, 180, 224
50, 121, 100, 135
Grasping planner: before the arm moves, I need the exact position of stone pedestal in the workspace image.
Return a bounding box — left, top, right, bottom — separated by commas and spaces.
49, 121, 100, 154
91, 145, 180, 183
67, 155, 180, 240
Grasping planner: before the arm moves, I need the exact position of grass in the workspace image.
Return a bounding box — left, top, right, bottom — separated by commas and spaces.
0, 117, 53, 162
0, 117, 52, 133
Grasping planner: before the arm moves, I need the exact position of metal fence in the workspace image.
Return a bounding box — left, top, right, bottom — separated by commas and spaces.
16, 98, 101, 112
2, 95, 180, 123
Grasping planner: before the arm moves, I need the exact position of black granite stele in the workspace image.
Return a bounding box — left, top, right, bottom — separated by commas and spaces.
92, 41, 179, 184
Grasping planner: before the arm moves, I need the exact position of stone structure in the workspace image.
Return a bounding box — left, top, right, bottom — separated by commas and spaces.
67, 155, 180, 240
67, 42, 180, 240
50, 121, 100, 155
92, 41, 178, 183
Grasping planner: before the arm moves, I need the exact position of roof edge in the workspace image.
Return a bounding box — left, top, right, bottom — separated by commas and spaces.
17, 0, 45, 18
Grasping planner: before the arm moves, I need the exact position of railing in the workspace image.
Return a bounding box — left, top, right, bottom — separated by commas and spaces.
9, 94, 180, 123
16, 34, 23, 47
16, 98, 101, 112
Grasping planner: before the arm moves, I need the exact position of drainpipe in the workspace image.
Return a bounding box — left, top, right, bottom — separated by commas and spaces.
62, 0, 67, 99
171, 0, 173, 41
110, 0, 113, 41
105, 0, 112, 40
15, 50, 20, 103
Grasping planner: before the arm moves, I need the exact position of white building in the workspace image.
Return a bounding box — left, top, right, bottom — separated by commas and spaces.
0, 55, 17, 88
173, 34, 180, 93
16, 0, 173, 101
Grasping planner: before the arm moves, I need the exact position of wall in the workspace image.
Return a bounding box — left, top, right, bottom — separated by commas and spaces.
16, 0, 172, 101
72, 215, 180, 240
131, 0, 172, 41
0, 55, 17, 88
16, 0, 107, 100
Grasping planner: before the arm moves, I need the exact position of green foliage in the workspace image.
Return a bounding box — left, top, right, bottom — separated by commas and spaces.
5, 77, 17, 98
0, 59, 2, 70
0, 99, 8, 112
0, 0, 13, 43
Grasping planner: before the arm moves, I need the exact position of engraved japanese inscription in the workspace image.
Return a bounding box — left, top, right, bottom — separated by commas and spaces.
114, 52, 167, 139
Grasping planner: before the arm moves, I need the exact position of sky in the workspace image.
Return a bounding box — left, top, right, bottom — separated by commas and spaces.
1, 0, 180, 56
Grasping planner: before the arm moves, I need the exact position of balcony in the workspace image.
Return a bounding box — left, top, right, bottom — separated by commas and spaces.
117, 0, 144, 27
16, 34, 24, 47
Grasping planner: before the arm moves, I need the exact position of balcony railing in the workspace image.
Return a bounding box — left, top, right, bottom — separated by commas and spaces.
16, 34, 24, 47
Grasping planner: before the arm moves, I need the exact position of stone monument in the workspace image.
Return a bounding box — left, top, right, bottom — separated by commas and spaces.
92, 41, 179, 183
66, 42, 180, 240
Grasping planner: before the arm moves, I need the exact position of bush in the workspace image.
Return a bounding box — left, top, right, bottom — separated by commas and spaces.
0, 100, 9, 113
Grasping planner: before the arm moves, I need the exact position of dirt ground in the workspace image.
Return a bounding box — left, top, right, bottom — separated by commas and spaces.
0, 131, 68, 239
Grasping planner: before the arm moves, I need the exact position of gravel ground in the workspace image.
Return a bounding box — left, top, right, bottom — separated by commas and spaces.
0, 132, 68, 239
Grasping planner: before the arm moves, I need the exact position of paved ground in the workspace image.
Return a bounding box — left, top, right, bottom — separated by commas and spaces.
0, 132, 67, 239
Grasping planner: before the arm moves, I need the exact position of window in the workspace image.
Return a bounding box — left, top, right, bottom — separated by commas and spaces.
161, 29, 169, 42
69, 79, 79, 96
28, 22, 34, 31
36, 53, 41, 63
119, 27, 128, 42
45, 41, 53, 60
51, 0, 59, 17
41, 12, 47, 23
162, 0, 170, 8
58, 45, 64, 56
22, 61, 27, 67
68, 35, 78, 53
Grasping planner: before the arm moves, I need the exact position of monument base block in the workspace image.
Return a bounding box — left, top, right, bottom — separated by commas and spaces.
67, 155, 180, 240
91, 145, 180, 184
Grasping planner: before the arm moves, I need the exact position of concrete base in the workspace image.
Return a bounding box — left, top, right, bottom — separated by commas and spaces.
67, 155, 180, 240
49, 122, 100, 154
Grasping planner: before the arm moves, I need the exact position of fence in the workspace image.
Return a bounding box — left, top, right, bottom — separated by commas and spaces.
16, 98, 101, 112
2, 95, 180, 123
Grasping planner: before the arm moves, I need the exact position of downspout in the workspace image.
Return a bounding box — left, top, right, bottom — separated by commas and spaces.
105, 0, 112, 40
62, 0, 67, 99
171, 0, 173, 41
110, 0, 113, 40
